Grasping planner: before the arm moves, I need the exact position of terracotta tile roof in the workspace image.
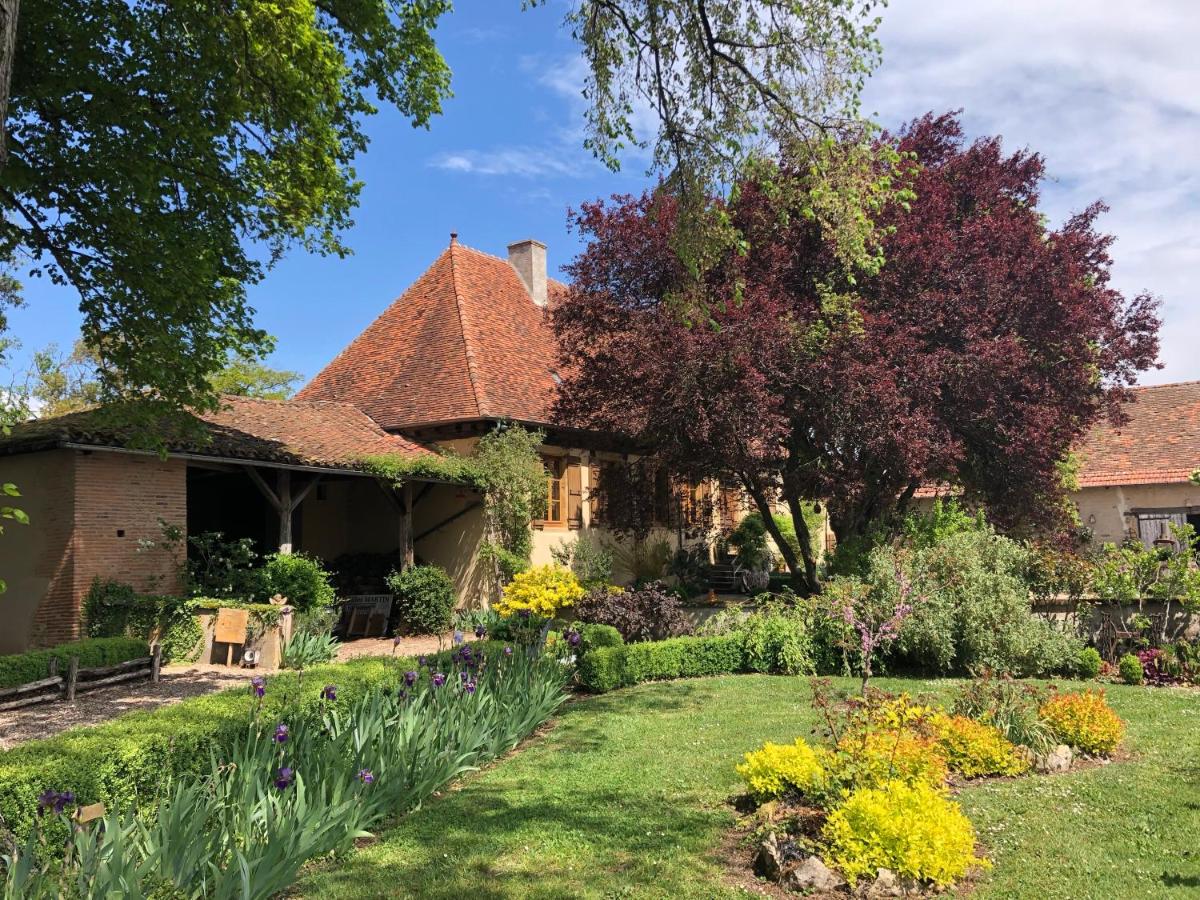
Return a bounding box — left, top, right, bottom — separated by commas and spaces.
297, 239, 563, 430
914, 381, 1200, 496
0, 395, 432, 470
1075, 381, 1200, 488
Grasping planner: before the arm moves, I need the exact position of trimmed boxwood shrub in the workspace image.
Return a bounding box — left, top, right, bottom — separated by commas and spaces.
576, 623, 623, 656
259, 552, 337, 611
577, 635, 744, 692
0, 637, 150, 690
387, 565, 456, 635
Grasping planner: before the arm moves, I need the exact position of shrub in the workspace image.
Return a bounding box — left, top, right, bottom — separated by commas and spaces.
259, 552, 336, 612
736, 738, 827, 802
1040, 690, 1124, 756
495, 565, 584, 618
0, 638, 151, 690
727, 512, 774, 570
576, 635, 743, 692
828, 729, 948, 793
730, 597, 817, 675
575, 623, 623, 656
874, 527, 1082, 676
1118, 652, 1144, 685
951, 675, 1055, 755
185, 530, 262, 598
387, 565, 457, 634
928, 713, 1029, 778
550, 534, 614, 591
572, 581, 692, 642
83, 582, 204, 663
823, 779, 986, 887
1077, 647, 1102, 680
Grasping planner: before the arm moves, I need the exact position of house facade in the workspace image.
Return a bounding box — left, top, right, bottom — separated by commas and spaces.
0, 236, 729, 653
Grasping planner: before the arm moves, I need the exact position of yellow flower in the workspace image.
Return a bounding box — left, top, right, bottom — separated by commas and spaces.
495, 565, 585, 618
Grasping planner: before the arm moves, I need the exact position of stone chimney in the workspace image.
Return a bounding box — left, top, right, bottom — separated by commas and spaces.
507, 238, 547, 308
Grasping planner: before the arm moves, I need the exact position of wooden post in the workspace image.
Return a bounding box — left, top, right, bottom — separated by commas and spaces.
48, 656, 58, 678
278, 469, 293, 554
402, 481, 414, 569
65, 656, 79, 701
151, 644, 162, 683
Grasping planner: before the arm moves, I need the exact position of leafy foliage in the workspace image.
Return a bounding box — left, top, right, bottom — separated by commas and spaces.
1078, 647, 1103, 680
260, 552, 336, 612
701, 597, 825, 675
550, 534, 615, 591
575, 635, 743, 692
279, 629, 340, 670
574, 623, 624, 656
5, 0, 452, 418
554, 113, 1160, 581
928, 713, 1029, 778
951, 675, 1055, 756
822, 779, 986, 887
386, 565, 456, 635
1040, 690, 1125, 756
572, 582, 692, 642
185, 531, 263, 599
736, 738, 827, 802
495, 565, 584, 619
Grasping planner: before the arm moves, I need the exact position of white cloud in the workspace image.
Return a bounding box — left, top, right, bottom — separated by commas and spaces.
428, 146, 591, 179
863, 0, 1200, 384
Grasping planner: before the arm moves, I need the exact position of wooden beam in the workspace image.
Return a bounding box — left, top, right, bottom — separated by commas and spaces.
244, 466, 282, 511
414, 500, 482, 543
401, 481, 414, 568
278, 469, 293, 553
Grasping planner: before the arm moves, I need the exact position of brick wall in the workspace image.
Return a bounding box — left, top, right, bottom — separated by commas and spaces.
26, 450, 187, 647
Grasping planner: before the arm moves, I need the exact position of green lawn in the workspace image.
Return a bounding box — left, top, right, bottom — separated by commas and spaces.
295, 676, 1200, 899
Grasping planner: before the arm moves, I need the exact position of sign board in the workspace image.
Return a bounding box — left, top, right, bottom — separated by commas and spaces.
75, 802, 106, 824
214, 607, 250, 645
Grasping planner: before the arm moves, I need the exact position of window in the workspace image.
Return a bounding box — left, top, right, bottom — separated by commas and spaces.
546, 474, 567, 527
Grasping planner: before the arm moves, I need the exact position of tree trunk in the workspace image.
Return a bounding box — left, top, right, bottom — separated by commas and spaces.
743, 475, 819, 595
783, 492, 821, 595
0, 0, 18, 169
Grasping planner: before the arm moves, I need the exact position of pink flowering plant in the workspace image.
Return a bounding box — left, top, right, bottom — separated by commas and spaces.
825, 557, 923, 692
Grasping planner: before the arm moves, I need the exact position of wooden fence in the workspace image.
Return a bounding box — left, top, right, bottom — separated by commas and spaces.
0, 645, 161, 712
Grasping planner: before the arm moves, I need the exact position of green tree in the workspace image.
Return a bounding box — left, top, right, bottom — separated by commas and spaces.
1, 0, 452, 418
208, 355, 303, 401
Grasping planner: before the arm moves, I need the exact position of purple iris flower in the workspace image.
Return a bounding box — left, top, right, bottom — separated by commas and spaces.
404, 670, 418, 687
431, 672, 446, 687
357, 769, 375, 785
453, 630, 464, 645
475, 624, 487, 638
320, 684, 337, 702
393, 634, 403, 648
37, 789, 75, 816
464, 679, 477, 694
398, 689, 408, 701
273, 723, 290, 743
565, 629, 581, 648
504, 646, 513, 656
274, 767, 295, 790
417, 655, 427, 668
460, 670, 470, 682
250, 676, 266, 698
517, 609, 531, 620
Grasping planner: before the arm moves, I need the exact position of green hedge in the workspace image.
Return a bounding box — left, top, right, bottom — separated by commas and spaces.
576, 635, 745, 693
0, 637, 151, 691
0, 654, 412, 851
0, 641, 503, 851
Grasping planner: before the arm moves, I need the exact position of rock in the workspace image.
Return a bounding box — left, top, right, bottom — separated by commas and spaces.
1035, 743, 1073, 774
784, 855, 845, 893
755, 832, 786, 881
865, 868, 903, 897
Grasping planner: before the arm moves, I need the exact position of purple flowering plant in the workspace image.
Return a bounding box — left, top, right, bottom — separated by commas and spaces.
826, 560, 923, 692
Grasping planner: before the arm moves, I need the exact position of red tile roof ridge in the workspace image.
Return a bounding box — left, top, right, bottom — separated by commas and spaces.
445, 238, 570, 293
447, 242, 488, 416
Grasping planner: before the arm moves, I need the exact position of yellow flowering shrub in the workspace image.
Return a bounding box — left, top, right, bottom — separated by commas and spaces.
736, 738, 828, 802
495, 565, 585, 618
823, 779, 988, 887
929, 713, 1029, 778
1039, 690, 1124, 756
829, 729, 949, 793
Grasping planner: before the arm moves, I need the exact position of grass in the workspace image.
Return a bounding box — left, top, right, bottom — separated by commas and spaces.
294, 675, 1200, 899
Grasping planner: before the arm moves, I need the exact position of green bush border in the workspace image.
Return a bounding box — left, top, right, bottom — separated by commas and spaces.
576, 635, 745, 693
0, 638, 150, 691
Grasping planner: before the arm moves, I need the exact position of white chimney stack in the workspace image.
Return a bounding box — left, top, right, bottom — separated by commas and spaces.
507, 238, 547, 308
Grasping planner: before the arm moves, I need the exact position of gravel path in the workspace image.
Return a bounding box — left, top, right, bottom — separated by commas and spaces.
0, 665, 249, 750
0, 632, 468, 751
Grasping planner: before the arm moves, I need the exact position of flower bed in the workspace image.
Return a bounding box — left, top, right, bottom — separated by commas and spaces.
735, 679, 1124, 894
2, 640, 569, 897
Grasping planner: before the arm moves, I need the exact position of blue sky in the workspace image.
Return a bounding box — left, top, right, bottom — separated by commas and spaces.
7, 0, 1198, 387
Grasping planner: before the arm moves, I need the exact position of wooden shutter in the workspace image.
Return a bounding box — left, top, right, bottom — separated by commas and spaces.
589, 463, 606, 524
566, 458, 583, 529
